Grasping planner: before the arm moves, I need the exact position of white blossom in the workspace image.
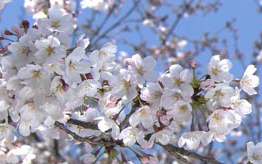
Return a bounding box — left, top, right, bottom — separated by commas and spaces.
34, 36, 66, 64
205, 83, 235, 108
240, 65, 259, 95
38, 6, 74, 34
128, 54, 158, 84
247, 141, 262, 164
119, 126, 141, 147
140, 82, 163, 111
207, 109, 236, 135
129, 106, 155, 129
161, 64, 193, 94
63, 48, 90, 87
110, 69, 138, 100
178, 131, 213, 150
207, 55, 233, 82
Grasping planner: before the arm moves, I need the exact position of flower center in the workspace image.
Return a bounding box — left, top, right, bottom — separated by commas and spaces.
130, 131, 136, 137
69, 61, 76, 70
179, 105, 188, 112
0, 126, 6, 134
123, 80, 130, 88
21, 46, 31, 55
211, 66, 220, 75
137, 66, 145, 75
153, 91, 162, 99
32, 70, 41, 78
174, 78, 182, 86
214, 90, 224, 98
139, 108, 147, 116
253, 153, 261, 161
46, 46, 55, 56
99, 51, 107, 57
213, 113, 222, 122
173, 92, 182, 101
51, 19, 60, 28
241, 79, 253, 85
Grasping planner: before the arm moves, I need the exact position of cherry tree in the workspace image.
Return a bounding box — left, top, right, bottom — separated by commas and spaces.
0, 0, 261, 164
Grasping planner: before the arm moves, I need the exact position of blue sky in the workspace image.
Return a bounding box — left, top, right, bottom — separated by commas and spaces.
1, 0, 261, 73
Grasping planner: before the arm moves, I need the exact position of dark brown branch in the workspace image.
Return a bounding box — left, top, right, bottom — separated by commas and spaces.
67, 118, 98, 130
54, 139, 61, 159
54, 121, 117, 147
57, 120, 228, 164
163, 144, 225, 164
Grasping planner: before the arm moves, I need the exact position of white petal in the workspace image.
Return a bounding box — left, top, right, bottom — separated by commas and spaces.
19, 122, 31, 136
129, 112, 140, 127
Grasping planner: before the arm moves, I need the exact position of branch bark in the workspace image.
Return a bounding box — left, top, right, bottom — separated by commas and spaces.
56, 120, 225, 164
67, 118, 98, 130
54, 121, 119, 147
163, 144, 225, 164
172, 152, 192, 164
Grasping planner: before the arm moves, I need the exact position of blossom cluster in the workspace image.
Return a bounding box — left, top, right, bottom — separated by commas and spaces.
0, 3, 260, 164
0, 140, 35, 164
24, 0, 76, 19
23, 0, 115, 19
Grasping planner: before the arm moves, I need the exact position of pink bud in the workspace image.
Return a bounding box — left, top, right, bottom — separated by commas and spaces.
106, 101, 117, 108
140, 157, 150, 163
148, 156, 158, 164
140, 156, 158, 164
125, 58, 132, 66
190, 60, 196, 68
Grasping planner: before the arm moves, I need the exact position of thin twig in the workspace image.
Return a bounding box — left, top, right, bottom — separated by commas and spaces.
89, 4, 117, 44
90, 0, 139, 48
162, 0, 195, 44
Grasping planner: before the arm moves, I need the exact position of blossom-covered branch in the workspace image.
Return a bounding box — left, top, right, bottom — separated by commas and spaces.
0, 0, 261, 164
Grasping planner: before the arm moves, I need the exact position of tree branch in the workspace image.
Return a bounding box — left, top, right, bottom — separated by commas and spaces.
163, 144, 225, 164
67, 118, 98, 130
172, 152, 192, 164
162, 0, 195, 44
89, 3, 117, 44
89, 0, 139, 48
54, 121, 119, 147
57, 120, 226, 164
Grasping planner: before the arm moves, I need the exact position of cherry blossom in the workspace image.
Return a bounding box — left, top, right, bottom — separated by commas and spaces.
140, 82, 163, 111
0, 2, 260, 163
129, 105, 155, 129
240, 64, 259, 95
128, 54, 158, 85
207, 55, 233, 83
247, 141, 262, 164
